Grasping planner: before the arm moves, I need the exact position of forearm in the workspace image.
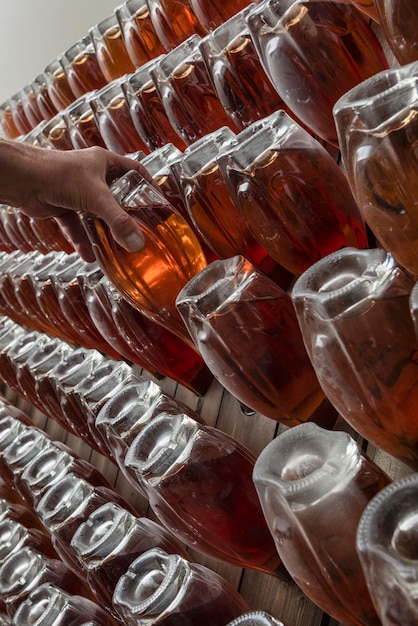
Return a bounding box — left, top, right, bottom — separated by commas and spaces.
0, 139, 48, 209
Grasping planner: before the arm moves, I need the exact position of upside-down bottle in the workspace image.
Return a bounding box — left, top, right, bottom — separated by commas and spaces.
116, 0, 166, 67
218, 110, 368, 276
176, 255, 329, 426
247, 0, 388, 145
291, 247, 418, 468
81, 169, 207, 348
35, 473, 140, 575
333, 62, 418, 276
112, 548, 250, 625
95, 380, 204, 492
146, 0, 206, 51
89, 14, 135, 82
357, 473, 418, 626
253, 422, 390, 625
12, 583, 118, 626
124, 412, 287, 576
70, 502, 189, 619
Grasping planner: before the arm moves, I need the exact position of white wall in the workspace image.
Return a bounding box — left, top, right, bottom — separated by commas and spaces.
0, 0, 120, 103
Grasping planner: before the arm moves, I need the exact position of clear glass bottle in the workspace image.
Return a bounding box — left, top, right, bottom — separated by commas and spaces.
374, 0, 418, 65
95, 380, 204, 489
218, 110, 368, 276
89, 14, 135, 82
333, 62, 418, 276
35, 473, 139, 570
0, 547, 91, 618
291, 247, 418, 468
112, 547, 250, 625
116, 0, 166, 67
81, 170, 207, 347
12, 582, 118, 626
125, 412, 286, 576
149, 35, 236, 145
357, 473, 418, 626
176, 255, 329, 426
70, 502, 189, 618
247, 0, 388, 145
253, 422, 390, 625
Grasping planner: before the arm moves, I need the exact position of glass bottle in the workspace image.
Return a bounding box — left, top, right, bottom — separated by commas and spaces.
14, 336, 72, 409
81, 271, 213, 394
63, 95, 107, 149
122, 59, 187, 151
116, 0, 166, 67
95, 380, 204, 491
18, 441, 112, 508
247, 0, 389, 145
60, 36, 107, 98
35, 473, 140, 576
190, 0, 252, 32
291, 247, 418, 468
70, 502, 189, 618
0, 100, 21, 139
333, 62, 418, 277
32, 73, 58, 121
112, 547, 250, 625
29, 216, 74, 255
44, 347, 105, 436
50, 253, 125, 358
78, 265, 162, 373
374, 0, 418, 65
0, 518, 57, 565
19, 84, 43, 129
88, 79, 150, 155
227, 613, 286, 626
81, 170, 207, 347
0, 417, 30, 505
218, 110, 368, 276
150, 35, 236, 145
8, 93, 32, 136
145, 0, 206, 51
43, 58, 76, 112
199, 8, 289, 131
0, 547, 91, 618
66, 359, 143, 455
89, 14, 135, 83
357, 473, 418, 626
12, 583, 118, 626
2, 426, 51, 489
253, 422, 390, 625
125, 412, 287, 576
176, 255, 328, 426
0, 330, 50, 395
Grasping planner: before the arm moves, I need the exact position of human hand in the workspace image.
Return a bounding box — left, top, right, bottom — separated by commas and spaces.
0, 141, 154, 262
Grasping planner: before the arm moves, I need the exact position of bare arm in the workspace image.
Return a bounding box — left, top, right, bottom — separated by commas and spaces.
0, 139, 151, 262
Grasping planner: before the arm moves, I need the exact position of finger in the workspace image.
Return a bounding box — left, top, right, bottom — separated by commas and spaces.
55, 213, 96, 263
105, 151, 159, 189
86, 185, 145, 253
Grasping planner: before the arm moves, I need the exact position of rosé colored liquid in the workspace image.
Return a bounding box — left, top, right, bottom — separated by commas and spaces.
66, 50, 107, 97
95, 95, 149, 154
30, 218, 74, 254
190, 0, 251, 30
159, 57, 236, 144
87, 206, 207, 346
0, 105, 20, 139
47, 68, 75, 111
122, 5, 166, 66
147, 0, 206, 51
257, 1, 388, 144
95, 25, 135, 82
128, 78, 187, 150
68, 109, 106, 149
274, 462, 388, 625
227, 145, 368, 276
153, 445, 282, 572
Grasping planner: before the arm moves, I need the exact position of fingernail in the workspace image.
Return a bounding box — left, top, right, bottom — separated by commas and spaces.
125, 229, 145, 251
